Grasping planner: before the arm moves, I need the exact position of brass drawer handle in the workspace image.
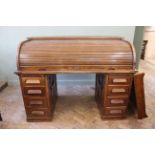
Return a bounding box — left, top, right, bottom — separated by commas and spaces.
27, 89, 42, 95
113, 79, 127, 83
31, 111, 44, 115
112, 88, 126, 93
29, 100, 43, 105
111, 99, 124, 104
26, 79, 41, 84
109, 109, 122, 114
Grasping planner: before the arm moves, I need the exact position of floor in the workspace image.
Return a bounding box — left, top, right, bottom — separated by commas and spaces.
145, 58, 155, 65
0, 60, 155, 129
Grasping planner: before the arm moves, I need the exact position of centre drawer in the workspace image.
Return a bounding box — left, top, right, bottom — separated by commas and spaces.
23, 86, 46, 96
107, 85, 129, 96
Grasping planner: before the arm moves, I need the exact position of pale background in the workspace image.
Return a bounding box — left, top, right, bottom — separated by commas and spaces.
0, 0, 154, 152
143, 26, 155, 62
0, 26, 136, 85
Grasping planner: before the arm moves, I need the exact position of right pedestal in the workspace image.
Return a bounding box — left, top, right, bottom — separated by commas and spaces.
95, 73, 133, 119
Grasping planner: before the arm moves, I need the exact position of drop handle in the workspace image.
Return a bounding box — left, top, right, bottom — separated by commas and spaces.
110, 109, 122, 114
26, 79, 41, 84
113, 79, 127, 83
111, 99, 124, 104
27, 89, 42, 95
31, 111, 44, 115
112, 88, 126, 93
29, 100, 43, 105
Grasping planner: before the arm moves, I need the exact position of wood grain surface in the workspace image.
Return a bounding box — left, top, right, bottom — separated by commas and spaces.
16, 37, 139, 121
17, 37, 136, 73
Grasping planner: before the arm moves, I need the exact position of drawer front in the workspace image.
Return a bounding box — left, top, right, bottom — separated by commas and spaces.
24, 97, 48, 108
22, 76, 45, 86
108, 75, 132, 85
23, 87, 46, 96
26, 108, 51, 119
107, 85, 129, 96
104, 106, 126, 116
105, 97, 129, 106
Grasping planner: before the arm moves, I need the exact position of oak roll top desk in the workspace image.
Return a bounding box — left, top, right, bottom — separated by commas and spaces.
16, 37, 146, 121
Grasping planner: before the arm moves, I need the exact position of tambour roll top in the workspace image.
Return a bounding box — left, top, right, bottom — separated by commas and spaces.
17, 37, 136, 73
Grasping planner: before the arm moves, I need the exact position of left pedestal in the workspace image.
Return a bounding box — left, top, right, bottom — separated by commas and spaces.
19, 74, 57, 122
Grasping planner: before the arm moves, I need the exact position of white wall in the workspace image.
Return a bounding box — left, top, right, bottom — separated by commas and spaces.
133, 26, 144, 68
0, 26, 135, 85
143, 27, 155, 61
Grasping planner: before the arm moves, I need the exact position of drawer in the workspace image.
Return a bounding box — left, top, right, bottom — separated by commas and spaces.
23, 86, 46, 96
24, 97, 48, 108
108, 75, 132, 85
26, 108, 51, 119
21, 75, 45, 86
107, 85, 129, 96
104, 106, 126, 116
105, 97, 129, 106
